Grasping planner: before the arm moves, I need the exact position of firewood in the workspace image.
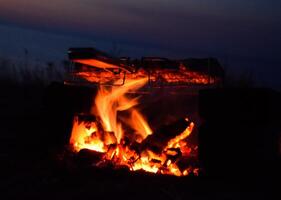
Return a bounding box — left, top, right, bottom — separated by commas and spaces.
140, 119, 191, 153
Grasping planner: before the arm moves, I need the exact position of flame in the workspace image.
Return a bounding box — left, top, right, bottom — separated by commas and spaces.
93, 78, 148, 143
129, 109, 152, 141
70, 117, 105, 152
69, 77, 198, 176
165, 119, 195, 150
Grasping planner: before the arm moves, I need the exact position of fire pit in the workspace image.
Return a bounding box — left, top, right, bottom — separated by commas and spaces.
57, 48, 224, 177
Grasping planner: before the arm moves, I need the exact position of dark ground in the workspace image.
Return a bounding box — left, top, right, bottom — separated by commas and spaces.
0, 82, 280, 200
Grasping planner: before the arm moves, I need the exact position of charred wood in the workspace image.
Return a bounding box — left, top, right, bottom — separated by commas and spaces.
140, 119, 191, 153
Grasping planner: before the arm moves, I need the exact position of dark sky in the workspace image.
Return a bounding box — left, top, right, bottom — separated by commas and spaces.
0, 0, 280, 88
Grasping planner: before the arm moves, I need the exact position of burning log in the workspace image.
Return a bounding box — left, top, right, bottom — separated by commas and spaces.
140, 118, 192, 153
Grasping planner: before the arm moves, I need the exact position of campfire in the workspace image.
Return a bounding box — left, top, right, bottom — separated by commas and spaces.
65, 48, 224, 177
69, 77, 198, 176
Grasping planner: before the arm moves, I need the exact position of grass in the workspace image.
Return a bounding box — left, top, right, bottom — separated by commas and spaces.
0, 57, 67, 87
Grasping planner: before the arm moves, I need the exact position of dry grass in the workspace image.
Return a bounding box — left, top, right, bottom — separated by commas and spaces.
0, 57, 67, 86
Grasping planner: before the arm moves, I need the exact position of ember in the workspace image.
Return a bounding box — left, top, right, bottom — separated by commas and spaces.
71, 66, 213, 86
66, 48, 224, 88
69, 77, 199, 176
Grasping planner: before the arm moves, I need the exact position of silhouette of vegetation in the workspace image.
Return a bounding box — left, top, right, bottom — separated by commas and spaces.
0, 56, 66, 86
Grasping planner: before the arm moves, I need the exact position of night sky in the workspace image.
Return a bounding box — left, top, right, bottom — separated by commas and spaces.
0, 0, 280, 88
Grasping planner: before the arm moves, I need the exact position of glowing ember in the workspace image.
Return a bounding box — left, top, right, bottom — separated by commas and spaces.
68, 64, 215, 86
69, 78, 198, 176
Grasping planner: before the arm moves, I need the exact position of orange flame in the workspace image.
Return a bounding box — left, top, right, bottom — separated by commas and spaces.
70, 118, 105, 152
69, 78, 198, 176
93, 78, 148, 142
